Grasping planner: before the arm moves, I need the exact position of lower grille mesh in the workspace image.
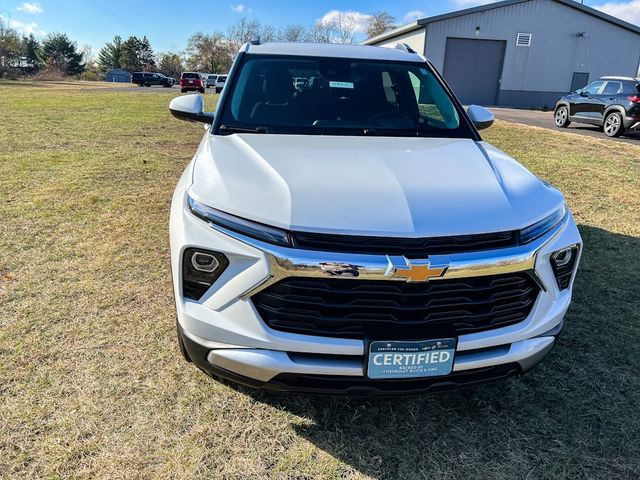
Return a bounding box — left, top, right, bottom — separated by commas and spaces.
252, 273, 539, 340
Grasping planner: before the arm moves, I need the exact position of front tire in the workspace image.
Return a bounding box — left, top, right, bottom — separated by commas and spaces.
603, 112, 624, 137
181, 88, 186, 93
554, 106, 570, 128
199, 88, 205, 93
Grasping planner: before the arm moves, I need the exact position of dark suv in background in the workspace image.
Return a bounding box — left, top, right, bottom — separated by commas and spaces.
132, 72, 175, 88
555, 76, 640, 137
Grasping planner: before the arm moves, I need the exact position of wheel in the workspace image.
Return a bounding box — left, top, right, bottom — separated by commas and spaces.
144, 83, 150, 87
181, 88, 186, 93
138, 84, 144, 87
216, 88, 221, 94
199, 88, 205, 93
603, 112, 624, 137
554, 106, 570, 128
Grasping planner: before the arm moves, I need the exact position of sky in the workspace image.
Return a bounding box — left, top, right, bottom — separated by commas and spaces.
1, 0, 639, 56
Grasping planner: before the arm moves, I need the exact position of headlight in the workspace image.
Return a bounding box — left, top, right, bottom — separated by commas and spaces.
187, 194, 292, 247
519, 205, 567, 244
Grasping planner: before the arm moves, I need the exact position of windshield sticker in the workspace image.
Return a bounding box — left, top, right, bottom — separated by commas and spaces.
329, 81, 354, 89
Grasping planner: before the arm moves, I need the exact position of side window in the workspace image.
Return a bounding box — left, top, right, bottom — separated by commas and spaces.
602, 81, 621, 95
583, 81, 604, 94
408, 71, 446, 125
381, 72, 397, 106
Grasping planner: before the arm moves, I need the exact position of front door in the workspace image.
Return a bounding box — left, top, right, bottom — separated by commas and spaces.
571, 80, 604, 118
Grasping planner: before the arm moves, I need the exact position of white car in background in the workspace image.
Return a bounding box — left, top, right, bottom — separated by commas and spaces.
214, 75, 227, 93
205, 74, 217, 89
167, 41, 582, 395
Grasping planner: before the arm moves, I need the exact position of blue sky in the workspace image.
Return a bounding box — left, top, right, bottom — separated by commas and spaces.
1, 0, 638, 54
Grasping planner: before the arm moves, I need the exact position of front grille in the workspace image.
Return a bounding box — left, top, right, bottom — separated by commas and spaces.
290, 230, 518, 257
252, 273, 539, 340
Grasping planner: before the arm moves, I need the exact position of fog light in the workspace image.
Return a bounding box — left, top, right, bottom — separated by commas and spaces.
553, 247, 574, 267
191, 252, 220, 272
182, 248, 229, 300
551, 245, 580, 290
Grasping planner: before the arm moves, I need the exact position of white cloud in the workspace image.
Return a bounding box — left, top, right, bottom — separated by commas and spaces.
0, 15, 45, 35
450, 0, 497, 7
17, 2, 43, 14
404, 10, 426, 22
230, 4, 252, 13
593, 0, 640, 26
318, 10, 371, 34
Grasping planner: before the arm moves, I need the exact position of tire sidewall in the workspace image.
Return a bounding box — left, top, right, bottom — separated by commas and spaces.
555, 106, 569, 127
604, 112, 623, 137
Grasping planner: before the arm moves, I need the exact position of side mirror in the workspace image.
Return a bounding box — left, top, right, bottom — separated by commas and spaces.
579, 90, 588, 97
575, 88, 582, 94
466, 104, 494, 130
169, 95, 215, 124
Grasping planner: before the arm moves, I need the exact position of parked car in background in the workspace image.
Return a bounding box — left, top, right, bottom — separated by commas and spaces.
167, 41, 582, 395
214, 75, 227, 93
180, 72, 205, 93
554, 76, 640, 137
131, 72, 174, 88
206, 74, 218, 89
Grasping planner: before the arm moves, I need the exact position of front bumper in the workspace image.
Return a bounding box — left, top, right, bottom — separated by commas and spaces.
170, 186, 582, 394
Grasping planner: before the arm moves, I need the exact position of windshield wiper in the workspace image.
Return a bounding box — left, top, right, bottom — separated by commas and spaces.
219, 124, 269, 134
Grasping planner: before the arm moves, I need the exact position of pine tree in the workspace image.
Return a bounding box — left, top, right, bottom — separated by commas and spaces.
97, 35, 122, 72
138, 36, 155, 69
21, 34, 41, 74
120, 36, 143, 72
40, 33, 85, 75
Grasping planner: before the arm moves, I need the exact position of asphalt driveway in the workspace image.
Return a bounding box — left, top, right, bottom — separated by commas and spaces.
491, 107, 640, 145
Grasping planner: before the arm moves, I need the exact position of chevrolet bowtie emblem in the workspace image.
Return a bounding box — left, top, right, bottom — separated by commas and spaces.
384, 256, 448, 282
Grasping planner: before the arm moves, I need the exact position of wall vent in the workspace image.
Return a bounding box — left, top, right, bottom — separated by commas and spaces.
516, 33, 532, 47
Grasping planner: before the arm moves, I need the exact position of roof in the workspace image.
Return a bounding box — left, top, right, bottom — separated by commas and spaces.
601, 76, 640, 82
364, 0, 640, 45
243, 41, 423, 62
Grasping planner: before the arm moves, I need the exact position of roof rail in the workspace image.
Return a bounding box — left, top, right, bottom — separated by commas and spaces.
394, 43, 417, 54
250, 36, 261, 45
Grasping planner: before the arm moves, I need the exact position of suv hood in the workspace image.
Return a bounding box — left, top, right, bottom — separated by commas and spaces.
189, 134, 563, 237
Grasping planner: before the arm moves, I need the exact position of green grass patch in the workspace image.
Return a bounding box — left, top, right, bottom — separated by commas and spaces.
0, 82, 639, 479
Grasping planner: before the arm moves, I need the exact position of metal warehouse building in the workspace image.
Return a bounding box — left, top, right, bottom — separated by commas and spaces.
364, 0, 640, 108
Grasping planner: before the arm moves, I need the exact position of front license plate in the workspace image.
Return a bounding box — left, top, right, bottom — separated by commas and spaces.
367, 339, 455, 379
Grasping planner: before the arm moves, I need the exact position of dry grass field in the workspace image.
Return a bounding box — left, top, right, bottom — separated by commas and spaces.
0, 81, 639, 479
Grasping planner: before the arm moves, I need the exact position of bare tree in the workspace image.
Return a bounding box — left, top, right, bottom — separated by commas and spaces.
331, 13, 358, 44
366, 12, 396, 39
186, 32, 234, 73
280, 24, 306, 42
227, 17, 278, 46
307, 21, 333, 43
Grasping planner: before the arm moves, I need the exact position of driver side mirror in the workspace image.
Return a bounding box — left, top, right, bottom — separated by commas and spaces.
466, 105, 494, 130
169, 94, 215, 124
579, 90, 588, 97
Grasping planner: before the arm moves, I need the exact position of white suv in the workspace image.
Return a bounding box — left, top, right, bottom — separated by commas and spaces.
168, 42, 582, 395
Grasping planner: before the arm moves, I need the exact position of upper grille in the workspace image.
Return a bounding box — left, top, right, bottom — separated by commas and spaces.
252, 273, 539, 340
290, 231, 518, 257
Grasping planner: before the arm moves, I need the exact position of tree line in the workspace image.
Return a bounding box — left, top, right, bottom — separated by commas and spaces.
0, 20, 85, 78
1, 11, 396, 80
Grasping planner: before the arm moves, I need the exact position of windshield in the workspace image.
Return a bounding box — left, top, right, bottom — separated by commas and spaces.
216, 55, 473, 138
